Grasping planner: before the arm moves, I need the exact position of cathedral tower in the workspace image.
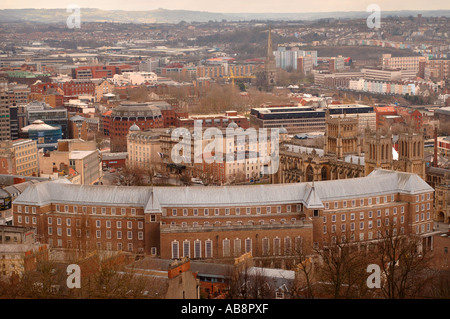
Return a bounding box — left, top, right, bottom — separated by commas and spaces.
324, 111, 361, 159
364, 127, 393, 176
396, 128, 425, 179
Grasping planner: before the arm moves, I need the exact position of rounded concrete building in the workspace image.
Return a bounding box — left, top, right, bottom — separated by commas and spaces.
110, 102, 163, 152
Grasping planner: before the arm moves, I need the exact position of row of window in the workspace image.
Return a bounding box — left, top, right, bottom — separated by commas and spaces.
17, 215, 36, 225
37, 205, 137, 216
47, 227, 143, 240
323, 193, 431, 210
46, 217, 144, 229
168, 205, 301, 217
325, 222, 433, 237
16, 215, 145, 230
328, 229, 405, 243
325, 216, 406, 233
324, 206, 406, 223
167, 217, 300, 228
171, 236, 304, 259
415, 203, 431, 212
48, 239, 136, 252
415, 212, 432, 223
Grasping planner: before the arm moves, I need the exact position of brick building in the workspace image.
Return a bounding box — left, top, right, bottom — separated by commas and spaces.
61, 80, 96, 98
30, 82, 59, 95
72, 65, 133, 80
68, 115, 88, 140
110, 102, 163, 152
100, 110, 112, 136
12, 169, 437, 264
93, 78, 115, 102
0, 90, 11, 141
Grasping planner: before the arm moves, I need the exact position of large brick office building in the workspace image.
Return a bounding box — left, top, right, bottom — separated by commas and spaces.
110, 102, 164, 152
12, 169, 436, 263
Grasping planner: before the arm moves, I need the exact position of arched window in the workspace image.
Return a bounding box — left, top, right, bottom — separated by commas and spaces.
306, 165, 314, 182
321, 166, 328, 181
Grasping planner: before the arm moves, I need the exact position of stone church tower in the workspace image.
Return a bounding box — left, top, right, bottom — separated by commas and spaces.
324, 111, 361, 159
396, 128, 425, 180
364, 127, 394, 176
256, 26, 277, 91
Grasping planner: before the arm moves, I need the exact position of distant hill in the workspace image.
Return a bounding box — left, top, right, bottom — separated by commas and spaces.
0, 8, 449, 24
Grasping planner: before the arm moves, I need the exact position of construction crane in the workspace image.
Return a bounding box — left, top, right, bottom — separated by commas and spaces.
223, 68, 256, 87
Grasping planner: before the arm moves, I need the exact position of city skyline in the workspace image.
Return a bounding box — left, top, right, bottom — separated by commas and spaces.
1, 0, 450, 13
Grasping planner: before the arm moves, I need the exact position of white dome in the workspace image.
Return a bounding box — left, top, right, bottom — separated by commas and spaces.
22, 120, 59, 132
279, 126, 288, 134
129, 123, 141, 131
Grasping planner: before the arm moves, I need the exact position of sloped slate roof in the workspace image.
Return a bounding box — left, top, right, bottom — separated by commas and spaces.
14, 180, 150, 207
13, 170, 433, 212
302, 184, 324, 209
152, 183, 305, 208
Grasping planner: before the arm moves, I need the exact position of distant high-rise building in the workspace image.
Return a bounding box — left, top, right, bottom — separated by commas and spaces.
297, 55, 313, 75
0, 79, 11, 141
9, 105, 18, 140
298, 50, 318, 66
274, 47, 298, 70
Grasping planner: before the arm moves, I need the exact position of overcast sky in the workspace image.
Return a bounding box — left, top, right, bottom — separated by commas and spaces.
1, 0, 449, 13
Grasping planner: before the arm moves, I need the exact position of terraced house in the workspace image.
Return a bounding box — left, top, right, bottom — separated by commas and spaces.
11, 169, 437, 265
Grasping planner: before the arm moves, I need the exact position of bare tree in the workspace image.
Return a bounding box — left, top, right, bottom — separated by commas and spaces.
291, 240, 315, 299
374, 225, 433, 299
78, 253, 161, 299
225, 259, 277, 299
427, 270, 450, 298
19, 259, 67, 299
314, 230, 372, 299
115, 165, 145, 186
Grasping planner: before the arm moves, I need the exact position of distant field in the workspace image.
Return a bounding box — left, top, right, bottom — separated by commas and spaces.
300, 45, 420, 60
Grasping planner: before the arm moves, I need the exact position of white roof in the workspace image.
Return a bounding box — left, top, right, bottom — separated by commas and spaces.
21, 120, 58, 132
247, 267, 295, 280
